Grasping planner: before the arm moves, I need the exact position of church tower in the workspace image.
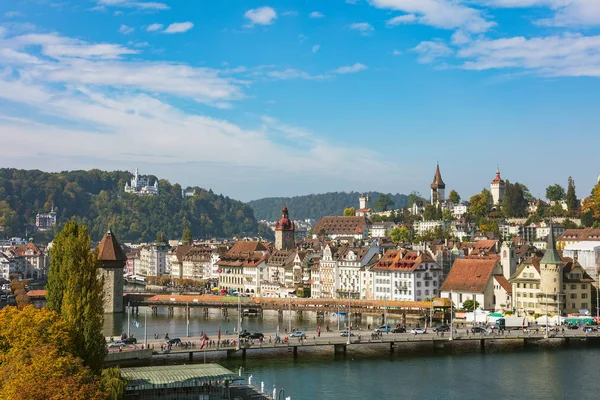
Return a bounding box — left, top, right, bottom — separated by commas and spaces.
490, 167, 506, 205
96, 229, 127, 313
275, 206, 295, 250
430, 163, 446, 206
501, 240, 517, 281
359, 193, 369, 210
539, 227, 564, 315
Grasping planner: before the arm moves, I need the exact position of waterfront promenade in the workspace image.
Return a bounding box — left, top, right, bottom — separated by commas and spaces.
105, 327, 600, 365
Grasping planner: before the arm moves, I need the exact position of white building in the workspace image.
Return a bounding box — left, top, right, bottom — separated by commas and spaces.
335, 246, 379, 299
35, 211, 57, 231
563, 242, 600, 279
490, 167, 506, 205
414, 220, 447, 236
138, 242, 169, 277
124, 168, 159, 195
373, 250, 442, 301
452, 203, 468, 218
369, 222, 396, 238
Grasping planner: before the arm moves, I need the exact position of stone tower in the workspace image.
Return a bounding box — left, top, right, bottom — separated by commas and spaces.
539, 227, 564, 315
96, 229, 127, 313
430, 163, 446, 206
359, 193, 369, 210
501, 240, 517, 281
274, 206, 295, 250
490, 167, 506, 205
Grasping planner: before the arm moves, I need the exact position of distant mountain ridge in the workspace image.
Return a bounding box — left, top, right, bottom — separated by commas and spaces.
248, 192, 410, 221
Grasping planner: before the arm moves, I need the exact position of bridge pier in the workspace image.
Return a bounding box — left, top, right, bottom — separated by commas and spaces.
433, 341, 445, 350
390, 342, 395, 352
227, 350, 236, 358
242, 349, 246, 359
168, 307, 174, 317
480, 339, 486, 352
293, 346, 298, 357
334, 344, 347, 354
189, 352, 193, 361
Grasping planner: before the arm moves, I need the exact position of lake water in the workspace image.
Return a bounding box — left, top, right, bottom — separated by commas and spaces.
105, 308, 600, 400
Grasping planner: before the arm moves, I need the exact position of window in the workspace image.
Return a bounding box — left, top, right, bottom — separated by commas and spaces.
425, 281, 430, 287
433, 289, 437, 295
433, 272, 437, 277
536, 284, 540, 289
425, 290, 429, 296
417, 273, 421, 278
529, 293, 533, 298
417, 282, 422, 287
417, 290, 421, 296
581, 293, 588, 299
433, 281, 437, 287
571, 303, 576, 309
570, 284, 576, 290
517, 283, 521, 288
582, 302, 588, 309
582, 284, 587, 289
570, 293, 577, 299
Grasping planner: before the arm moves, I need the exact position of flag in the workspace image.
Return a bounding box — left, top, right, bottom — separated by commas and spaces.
218, 328, 221, 342
133, 321, 139, 328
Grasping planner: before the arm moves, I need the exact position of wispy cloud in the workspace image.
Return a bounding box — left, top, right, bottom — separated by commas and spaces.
146, 23, 163, 32
479, 0, 600, 27
412, 40, 453, 63
118, 24, 135, 34
94, 0, 168, 10
4, 11, 22, 18
386, 14, 417, 26
282, 11, 298, 16
244, 7, 277, 26
309, 11, 325, 18
332, 63, 368, 74
266, 68, 326, 80
370, 0, 495, 33
349, 22, 374, 34
163, 22, 194, 34
312, 44, 321, 53
392, 49, 402, 55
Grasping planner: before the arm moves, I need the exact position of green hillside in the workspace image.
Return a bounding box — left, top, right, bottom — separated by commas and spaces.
248, 192, 410, 221
0, 168, 257, 242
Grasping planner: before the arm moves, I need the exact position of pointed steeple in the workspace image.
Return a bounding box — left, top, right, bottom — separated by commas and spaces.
540, 225, 562, 265
431, 163, 445, 188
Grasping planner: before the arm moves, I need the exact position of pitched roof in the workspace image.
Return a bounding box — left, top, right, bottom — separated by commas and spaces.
97, 229, 127, 262
558, 229, 600, 242
312, 216, 368, 236
373, 249, 435, 272
181, 246, 213, 262
267, 250, 296, 267
173, 244, 193, 263
491, 167, 504, 184
440, 259, 498, 293
494, 275, 512, 293
228, 241, 267, 255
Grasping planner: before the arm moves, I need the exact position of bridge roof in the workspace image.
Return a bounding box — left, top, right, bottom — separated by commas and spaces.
121, 364, 240, 391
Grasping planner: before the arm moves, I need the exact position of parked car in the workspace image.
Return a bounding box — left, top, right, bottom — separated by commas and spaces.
290, 331, 306, 338
567, 324, 580, 330
122, 337, 137, 344
167, 338, 181, 345
239, 331, 252, 338
433, 325, 450, 332
108, 342, 125, 348
392, 327, 406, 333
340, 330, 355, 337
249, 332, 264, 339
374, 325, 390, 333
411, 328, 426, 334
471, 326, 487, 334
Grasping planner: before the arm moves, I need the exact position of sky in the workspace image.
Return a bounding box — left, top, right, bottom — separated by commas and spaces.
0, 0, 599, 202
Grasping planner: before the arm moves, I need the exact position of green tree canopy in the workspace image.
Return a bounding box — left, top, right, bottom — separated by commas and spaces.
469, 192, 490, 220
390, 226, 410, 244
181, 228, 193, 245
501, 181, 528, 218
462, 299, 480, 312
566, 177, 578, 211
374, 194, 394, 212
343, 207, 355, 216
448, 190, 460, 204
46, 220, 106, 374
546, 184, 566, 202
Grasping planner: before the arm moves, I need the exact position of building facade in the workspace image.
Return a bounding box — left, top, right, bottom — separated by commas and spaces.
124, 168, 158, 195
274, 206, 295, 251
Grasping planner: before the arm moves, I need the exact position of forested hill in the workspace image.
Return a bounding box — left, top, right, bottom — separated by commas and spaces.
0, 168, 258, 242
248, 192, 410, 221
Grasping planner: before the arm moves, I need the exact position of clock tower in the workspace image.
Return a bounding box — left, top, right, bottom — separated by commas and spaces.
275, 206, 295, 250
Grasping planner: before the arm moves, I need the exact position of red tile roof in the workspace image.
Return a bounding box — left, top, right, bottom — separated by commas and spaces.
558, 229, 600, 242
312, 216, 368, 236
440, 259, 499, 293
494, 275, 512, 293
373, 249, 434, 272
97, 229, 127, 262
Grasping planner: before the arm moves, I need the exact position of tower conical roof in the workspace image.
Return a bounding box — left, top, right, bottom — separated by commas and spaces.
97, 229, 127, 262
431, 163, 445, 188
540, 226, 562, 265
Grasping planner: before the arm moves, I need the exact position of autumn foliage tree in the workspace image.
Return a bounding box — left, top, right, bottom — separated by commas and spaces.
46, 220, 106, 374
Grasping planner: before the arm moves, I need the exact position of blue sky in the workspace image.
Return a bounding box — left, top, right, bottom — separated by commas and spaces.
0, 0, 599, 202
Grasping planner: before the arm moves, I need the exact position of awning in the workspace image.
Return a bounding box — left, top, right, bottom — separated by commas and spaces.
121, 364, 241, 391
211, 287, 219, 291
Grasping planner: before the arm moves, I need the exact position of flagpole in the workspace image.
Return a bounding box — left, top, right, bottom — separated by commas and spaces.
127, 305, 130, 338
450, 290, 453, 341
144, 309, 147, 347
186, 302, 189, 338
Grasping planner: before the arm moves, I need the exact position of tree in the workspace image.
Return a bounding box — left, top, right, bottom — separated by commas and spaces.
182, 228, 192, 245
407, 191, 421, 208
390, 226, 410, 244
46, 221, 106, 374
462, 299, 480, 312
546, 184, 566, 203
442, 209, 454, 221
566, 177, 578, 211
156, 232, 166, 243
423, 205, 438, 221
469, 193, 489, 219
343, 207, 355, 216
517, 183, 535, 203
374, 194, 394, 212
479, 218, 500, 236
448, 190, 460, 204
582, 183, 600, 220
501, 181, 528, 218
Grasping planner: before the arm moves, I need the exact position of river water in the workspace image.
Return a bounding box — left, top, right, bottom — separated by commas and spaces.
104, 307, 600, 400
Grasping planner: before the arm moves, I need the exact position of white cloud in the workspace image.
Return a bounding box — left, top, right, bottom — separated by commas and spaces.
386, 14, 417, 26
282, 11, 298, 16
266, 68, 325, 80
369, 0, 495, 33
332, 63, 368, 74
309, 11, 325, 18
11, 33, 138, 59
146, 23, 163, 32
346, 0, 359, 4
4, 11, 22, 18
312, 44, 321, 53
350, 22, 374, 34
119, 24, 135, 35
480, 0, 600, 27
412, 40, 453, 63
94, 0, 169, 10
244, 7, 277, 26
392, 49, 402, 55
456, 33, 600, 77
163, 22, 194, 34
451, 30, 471, 45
